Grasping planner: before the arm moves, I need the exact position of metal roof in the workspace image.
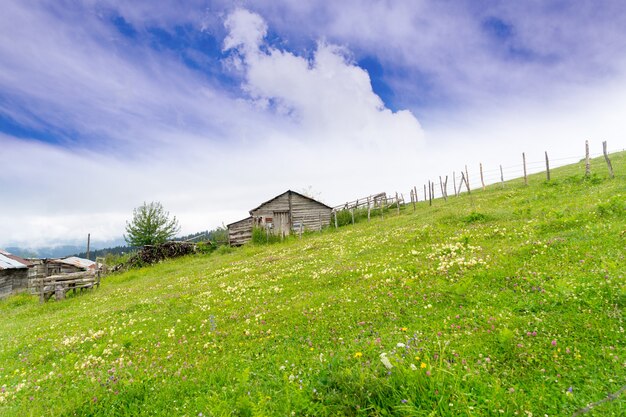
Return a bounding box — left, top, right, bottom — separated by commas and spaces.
59, 257, 96, 270
0, 253, 28, 270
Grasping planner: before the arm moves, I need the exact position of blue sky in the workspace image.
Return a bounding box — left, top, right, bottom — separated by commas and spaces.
2, 0, 626, 247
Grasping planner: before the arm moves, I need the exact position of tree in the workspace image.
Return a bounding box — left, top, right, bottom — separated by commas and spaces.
124, 202, 181, 247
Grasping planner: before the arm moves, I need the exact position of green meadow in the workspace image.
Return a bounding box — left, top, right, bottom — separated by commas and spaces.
1, 153, 625, 416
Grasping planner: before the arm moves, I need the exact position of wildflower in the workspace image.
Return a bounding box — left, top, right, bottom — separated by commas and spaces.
410, 364, 417, 370
551, 340, 557, 347
354, 352, 363, 359
397, 343, 406, 348
380, 353, 393, 369
401, 399, 408, 403
400, 327, 408, 332
425, 370, 431, 376
420, 362, 427, 369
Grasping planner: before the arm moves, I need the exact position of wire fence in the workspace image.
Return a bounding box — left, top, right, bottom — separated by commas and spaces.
333, 141, 622, 221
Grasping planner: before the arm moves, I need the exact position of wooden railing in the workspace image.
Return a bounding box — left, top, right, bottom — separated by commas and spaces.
39, 270, 100, 302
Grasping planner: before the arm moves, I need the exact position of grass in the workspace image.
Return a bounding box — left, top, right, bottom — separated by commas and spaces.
1, 153, 625, 416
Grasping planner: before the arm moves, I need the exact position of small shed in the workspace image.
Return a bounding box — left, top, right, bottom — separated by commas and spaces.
227, 217, 253, 247
228, 190, 333, 246
0, 249, 32, 298
27, 256, 97, 294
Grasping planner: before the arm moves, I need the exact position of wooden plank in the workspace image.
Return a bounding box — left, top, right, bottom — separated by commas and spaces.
603, 141, 615, 178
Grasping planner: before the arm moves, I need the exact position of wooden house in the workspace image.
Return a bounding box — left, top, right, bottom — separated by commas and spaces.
228, 190, 333, 246
0, 250, 32, 299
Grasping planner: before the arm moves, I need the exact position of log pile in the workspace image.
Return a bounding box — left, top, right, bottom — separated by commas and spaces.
123, 241, 197, 269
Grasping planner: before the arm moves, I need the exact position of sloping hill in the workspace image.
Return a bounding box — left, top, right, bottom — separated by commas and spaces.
1, 153, 624, 416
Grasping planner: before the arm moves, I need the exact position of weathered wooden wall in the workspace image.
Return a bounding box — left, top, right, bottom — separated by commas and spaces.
290, 193, 332, 232
228, 217, 253, 246
0, 269, 29, 299
250, 193, 291, 219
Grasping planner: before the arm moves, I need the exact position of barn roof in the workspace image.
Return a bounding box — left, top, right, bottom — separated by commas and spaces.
0, 250, 30, 270
249, 190, 332, 214
57, 257, 97, 270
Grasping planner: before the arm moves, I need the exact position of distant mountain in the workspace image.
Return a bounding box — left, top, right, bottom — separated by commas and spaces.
5, 229, 227, 261
5, 238, 127, 259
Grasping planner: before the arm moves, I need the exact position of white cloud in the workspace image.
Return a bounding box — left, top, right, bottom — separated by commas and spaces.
223, 9, 423, 148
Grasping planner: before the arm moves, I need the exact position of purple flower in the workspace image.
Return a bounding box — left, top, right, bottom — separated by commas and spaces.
551, 340, 557, 346
401, 399, 408, 403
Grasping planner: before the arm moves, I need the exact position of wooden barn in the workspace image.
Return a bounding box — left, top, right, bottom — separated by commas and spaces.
0, 250, 32, 299
26, 257, 98, 294
228, 190, 333, 246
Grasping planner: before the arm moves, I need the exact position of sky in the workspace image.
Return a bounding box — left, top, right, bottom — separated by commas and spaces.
2, 0, 626, 248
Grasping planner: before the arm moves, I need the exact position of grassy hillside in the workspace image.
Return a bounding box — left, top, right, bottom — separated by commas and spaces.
1, 153, 625, 416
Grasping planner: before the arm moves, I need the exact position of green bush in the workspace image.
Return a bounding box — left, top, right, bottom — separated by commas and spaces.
251, 227, 283, 244
462, 211, 489, 223
196, 241, 216, 254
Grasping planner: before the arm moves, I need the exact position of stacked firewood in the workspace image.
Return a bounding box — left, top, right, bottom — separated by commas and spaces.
122, 241, 197, 269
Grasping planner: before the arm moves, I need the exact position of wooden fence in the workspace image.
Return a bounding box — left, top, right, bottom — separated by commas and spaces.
330, 141, 621, 226
39, 270, 101, 302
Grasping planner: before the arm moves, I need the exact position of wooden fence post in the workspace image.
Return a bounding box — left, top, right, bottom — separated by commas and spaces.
523, 152, 528, 185
351, 208, 355, 224
367, 196, 371, 221
334, 211, 338, 228
431, 182, 435, 203
462, 171, 471, 194
428, 181, 432, 206
414, 186, 418, 203
423, 184, 427, 201
453, 171, 457, 196
603, 141, 614, 178
545, 151, 550, 181
395, 192, 400, 215
585, 140, 591, 177
439, 176, 447, 201
465, 165, 471, 192
480, 163, 485, 190
411, 189, 416, 211
459, 172, 465, 194
500, 165, 504, 188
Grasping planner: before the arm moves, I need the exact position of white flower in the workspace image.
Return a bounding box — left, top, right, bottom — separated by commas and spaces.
397, 343, 406, 348
380, 353, 393, 369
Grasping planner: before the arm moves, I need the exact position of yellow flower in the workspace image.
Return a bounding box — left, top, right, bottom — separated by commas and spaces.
420, 362, 427, 369
354, 352, 363, 358
400, 327, 408, 332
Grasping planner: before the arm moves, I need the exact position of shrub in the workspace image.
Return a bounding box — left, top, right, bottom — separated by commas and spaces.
462, 211, 489, 223
251, 227, 282, 244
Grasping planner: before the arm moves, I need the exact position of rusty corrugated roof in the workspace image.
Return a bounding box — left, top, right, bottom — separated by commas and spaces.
0, 251, 28, 270
59, 256, 96, 270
